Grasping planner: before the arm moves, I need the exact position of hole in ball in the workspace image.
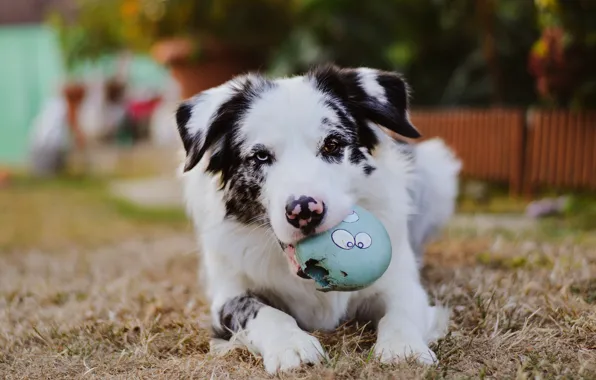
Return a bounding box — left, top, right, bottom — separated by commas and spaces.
303, 259, 330, 288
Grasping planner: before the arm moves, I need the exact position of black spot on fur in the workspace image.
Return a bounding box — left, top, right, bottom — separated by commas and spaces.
363, 164, 377, 176
355, 120, 379, 154
179, 77, 276, 223
322, 99, 358, 135
214, 292, 272, 340
175, 102, 193, 153
181, 76, 276, 173
349, 147, 366, 165
308, 64, 420, 140
223, 158, 268, 224
312, 68, 380, 161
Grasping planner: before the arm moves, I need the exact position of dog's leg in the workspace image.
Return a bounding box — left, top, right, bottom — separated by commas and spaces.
374, 293, 437, 365
211, 289, 326, 374
372, 246, 445, 364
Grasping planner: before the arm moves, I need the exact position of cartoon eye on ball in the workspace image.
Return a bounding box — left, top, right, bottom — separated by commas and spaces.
354, 232, 372, 249
342, 211, 359, 223
331, 229, 373, 250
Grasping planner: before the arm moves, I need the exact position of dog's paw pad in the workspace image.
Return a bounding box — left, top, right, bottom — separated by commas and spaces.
262, 331, 325, 374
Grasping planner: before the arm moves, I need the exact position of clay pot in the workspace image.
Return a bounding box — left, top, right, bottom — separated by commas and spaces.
105, 78, 126, 104
61, 82, 87, 149
62, 83, 86, 129
151, 37, 263, 99
0, 170, 10, 188
62, 82, 86, 105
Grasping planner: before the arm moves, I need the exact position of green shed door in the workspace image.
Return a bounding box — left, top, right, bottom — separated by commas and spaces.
0, 25, 64, 166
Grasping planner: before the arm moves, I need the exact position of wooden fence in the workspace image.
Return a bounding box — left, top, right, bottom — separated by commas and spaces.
407, 108, 596, 196
525, 110, 596, 193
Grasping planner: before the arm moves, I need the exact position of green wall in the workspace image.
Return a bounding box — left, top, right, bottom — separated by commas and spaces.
0, 25, 63, 165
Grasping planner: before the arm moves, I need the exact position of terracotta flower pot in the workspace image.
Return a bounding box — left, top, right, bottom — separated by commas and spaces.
0, 169, 10, 188
61, 82, 87, 149
105, 78, 126, 104
151, 37, 263, 99
63, 82, 86, 105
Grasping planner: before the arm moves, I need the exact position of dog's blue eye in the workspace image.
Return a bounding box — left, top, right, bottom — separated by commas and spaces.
254, 151, 271, 163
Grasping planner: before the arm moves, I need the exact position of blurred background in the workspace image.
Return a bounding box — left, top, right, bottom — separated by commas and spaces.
1, 3, 596, 378
1, 0, 596, 249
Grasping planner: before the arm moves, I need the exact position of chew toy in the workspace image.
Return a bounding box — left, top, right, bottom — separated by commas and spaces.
295, 205, 392, 291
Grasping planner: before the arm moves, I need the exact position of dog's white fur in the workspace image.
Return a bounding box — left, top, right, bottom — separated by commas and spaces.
179, 70, 460, 373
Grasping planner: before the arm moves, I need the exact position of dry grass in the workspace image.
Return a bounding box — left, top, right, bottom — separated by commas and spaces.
1, 180, 595, 379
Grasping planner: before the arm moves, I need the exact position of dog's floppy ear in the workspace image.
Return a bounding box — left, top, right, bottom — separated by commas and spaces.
176, 75, 256, 172
309, 64, 420, 139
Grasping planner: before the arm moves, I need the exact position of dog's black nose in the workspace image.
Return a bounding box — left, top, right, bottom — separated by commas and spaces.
285, 195, 326, 234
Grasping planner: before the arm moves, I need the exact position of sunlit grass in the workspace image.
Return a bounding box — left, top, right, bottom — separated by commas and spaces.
0, 175, 189, 252
457, 196, 529, 214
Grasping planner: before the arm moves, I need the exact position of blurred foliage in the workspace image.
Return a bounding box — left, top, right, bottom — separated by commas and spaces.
47, 0, 596, 107
49, 0, 297, 65
271, 0, 539, 107
529, 0, 596, 108
129, 0, 296, 52
47, 0, 127, 72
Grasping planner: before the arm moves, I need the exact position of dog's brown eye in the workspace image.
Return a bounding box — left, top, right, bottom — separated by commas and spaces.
323, 139, 340, 154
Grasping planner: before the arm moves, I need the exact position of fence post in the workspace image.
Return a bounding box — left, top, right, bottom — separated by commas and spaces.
522, 109, 537, 197
509, 109, 526, 197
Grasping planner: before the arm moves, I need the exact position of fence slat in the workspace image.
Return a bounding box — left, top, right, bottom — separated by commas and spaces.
526, 110, 596, 193
408, 108, 596, 195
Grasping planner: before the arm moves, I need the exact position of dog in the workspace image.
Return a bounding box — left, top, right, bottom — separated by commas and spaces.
176, 65, 461, 373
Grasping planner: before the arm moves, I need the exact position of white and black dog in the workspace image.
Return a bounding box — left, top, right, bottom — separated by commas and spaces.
176, 65, 461, 373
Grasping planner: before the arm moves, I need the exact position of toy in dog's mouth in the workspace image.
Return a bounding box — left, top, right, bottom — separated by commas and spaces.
279, 205, 393, 292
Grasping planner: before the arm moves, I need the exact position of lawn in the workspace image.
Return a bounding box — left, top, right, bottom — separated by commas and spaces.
0, 178, 595, 379
0, 176, 188, 252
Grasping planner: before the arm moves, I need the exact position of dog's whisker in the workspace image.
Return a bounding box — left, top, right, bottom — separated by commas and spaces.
242, 221, 271, 240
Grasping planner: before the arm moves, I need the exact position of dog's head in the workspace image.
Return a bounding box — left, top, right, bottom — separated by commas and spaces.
177, 65, 419, 246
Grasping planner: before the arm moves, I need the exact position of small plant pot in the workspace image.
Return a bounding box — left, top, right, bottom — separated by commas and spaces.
105, 78, 126, 104
62, 82, 86, 105
62, 82, 86, 133
151, 37, 262, 99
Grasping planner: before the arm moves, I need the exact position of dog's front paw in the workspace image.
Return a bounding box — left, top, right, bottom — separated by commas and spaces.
374, 338, 437, 365
261, 330, 326, 374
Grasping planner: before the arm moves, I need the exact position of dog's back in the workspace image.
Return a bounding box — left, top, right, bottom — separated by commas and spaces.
407, 138, 462, 264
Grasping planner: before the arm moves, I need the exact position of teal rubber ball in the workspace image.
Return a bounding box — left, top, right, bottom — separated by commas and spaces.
294, 205, 392, 292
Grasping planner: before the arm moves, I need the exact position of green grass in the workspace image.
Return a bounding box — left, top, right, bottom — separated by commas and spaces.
0, 175, 189, 252
107, 195, 186, 223
457, 196, 529, 214
457, 181, 529, 214
457, 179, 596, 233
